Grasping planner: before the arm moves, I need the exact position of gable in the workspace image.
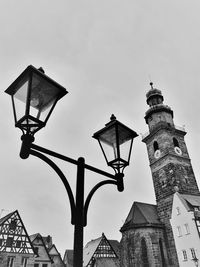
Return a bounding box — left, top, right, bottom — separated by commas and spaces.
83, 234, 118, 267
30, 233, 52, 262
181, 194, 200, 209
109, 240, 120, 258
171, 192, 200, 220
94, 236, 117, 259
0, 210, 35, 254
49, 245, 58, 255
83, 236, 101, 267
63, 249, 73, 267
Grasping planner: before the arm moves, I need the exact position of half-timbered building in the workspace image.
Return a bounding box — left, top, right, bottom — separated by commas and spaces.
0, 210, 35, 267
83, 233, 120, 267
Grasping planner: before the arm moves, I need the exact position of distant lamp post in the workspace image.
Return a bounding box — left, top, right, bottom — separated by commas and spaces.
5, 65, 138, 267
192, 256, 199, 267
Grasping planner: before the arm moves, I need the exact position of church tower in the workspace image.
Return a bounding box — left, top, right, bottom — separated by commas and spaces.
142, 83, 200, 265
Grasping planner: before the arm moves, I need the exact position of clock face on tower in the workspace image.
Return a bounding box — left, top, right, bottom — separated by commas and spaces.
174, 146, 182, 155
154, 150, 161, 159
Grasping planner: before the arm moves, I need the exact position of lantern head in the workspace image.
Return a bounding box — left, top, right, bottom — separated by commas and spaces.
93, 114, 138, 173
5, 65, 68, 135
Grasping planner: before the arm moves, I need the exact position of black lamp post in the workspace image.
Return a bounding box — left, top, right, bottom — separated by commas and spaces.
5, 65, 138, 267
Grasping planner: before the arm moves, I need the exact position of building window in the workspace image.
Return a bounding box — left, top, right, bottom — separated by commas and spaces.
16, 240, 21, 248
190, 248, 196, 259
153, 141, 159, 152
34, 247, 39, 254
22, 257, 28, 267
184, 223, 190, 235
173, 137, 180, 147
6, 237, 13, 247
42, 264, 48, 267
7, 257, 15, 267
182, 250, 187, 261
34, 264, 39, 267
9, 220, 17, 231
196, 220, 200, 234
159, 239, 166, 266
176, 207, 180, 215
177, 226, 182, 237
141, 238, 149, 266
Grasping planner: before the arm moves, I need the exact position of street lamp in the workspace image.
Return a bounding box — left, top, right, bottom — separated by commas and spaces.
5, 65, 138, 267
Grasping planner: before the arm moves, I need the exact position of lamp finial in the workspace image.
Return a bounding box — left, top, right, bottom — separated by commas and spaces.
110, 114, 116, 121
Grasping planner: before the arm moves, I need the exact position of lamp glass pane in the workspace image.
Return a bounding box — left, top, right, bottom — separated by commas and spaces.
117, 124, 134, 145
98, 126, 118, 163
119, 138, 132, 163
29, 72, 60, 122
13, 79, 29, 122
99, 127, 116, 146
117, 124, 134, 162
99, 139, 117, 163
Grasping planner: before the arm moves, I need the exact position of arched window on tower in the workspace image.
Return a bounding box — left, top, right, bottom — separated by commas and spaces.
173, 138, 179, 148
159, 239, 166, 267
153, 141, 159, 152
141, 238, 149, 267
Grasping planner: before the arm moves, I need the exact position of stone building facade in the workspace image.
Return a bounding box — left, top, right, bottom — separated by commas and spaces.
120, 83, 200, 266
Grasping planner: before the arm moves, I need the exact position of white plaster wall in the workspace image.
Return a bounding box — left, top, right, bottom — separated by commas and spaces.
170, 193, 200, 267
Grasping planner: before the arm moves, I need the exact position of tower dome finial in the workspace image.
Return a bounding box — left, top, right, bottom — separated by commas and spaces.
150, 82, 154, 90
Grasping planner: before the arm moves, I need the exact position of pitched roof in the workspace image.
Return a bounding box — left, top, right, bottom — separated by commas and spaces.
48, 244, 59, 255
63, 249, 73, 267
29, 233, 40, 242
121, 202, 163, 231
42, 235, 52, 249
83, 236, 102, 267
177, 193, 200, 211
64, 236, 120, 267
109, 240, 120, 257
48, 244, 65, 266
0, 210, 16, 225
30, 233, 53, 263
83, 233, 119, 267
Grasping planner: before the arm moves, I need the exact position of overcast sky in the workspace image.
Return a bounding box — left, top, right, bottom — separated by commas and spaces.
1, 0, 200, 257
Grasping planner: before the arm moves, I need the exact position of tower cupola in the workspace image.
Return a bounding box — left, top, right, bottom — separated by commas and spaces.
146, 82, 164, 106
145, 83, 174, 131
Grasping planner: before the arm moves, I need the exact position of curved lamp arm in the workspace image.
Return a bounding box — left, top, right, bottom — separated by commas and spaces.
83, 180, 118, 227
30, 149, 76, 225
